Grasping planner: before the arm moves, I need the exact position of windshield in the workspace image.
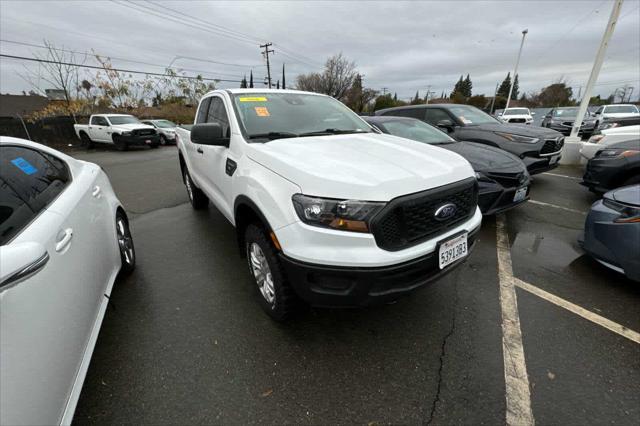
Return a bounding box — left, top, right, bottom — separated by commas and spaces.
606, 105, 638, 114
154, 120, 176, 128
108, 115, 140, 125
504, 108, 529, 115
552, 108, 579, 118
448, 105, 499, 125
378, 119, 455, 144
231, 92, 372, 140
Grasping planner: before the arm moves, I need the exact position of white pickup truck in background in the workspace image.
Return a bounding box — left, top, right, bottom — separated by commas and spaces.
74, 114, 159, 150
176, 89, 481, 321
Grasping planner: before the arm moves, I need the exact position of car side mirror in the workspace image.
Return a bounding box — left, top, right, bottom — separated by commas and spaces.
191, 123, 229, 147
436, 119, 455, 132
0, 242, 49, 290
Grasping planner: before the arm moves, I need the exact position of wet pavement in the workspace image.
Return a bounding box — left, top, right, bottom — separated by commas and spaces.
71, 146, 639, 425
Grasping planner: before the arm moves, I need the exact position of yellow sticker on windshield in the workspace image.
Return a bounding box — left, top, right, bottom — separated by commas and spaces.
255, 106, 270, 117
239, 97, 267, 102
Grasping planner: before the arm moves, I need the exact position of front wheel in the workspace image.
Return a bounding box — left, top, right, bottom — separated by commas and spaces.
116, 211, 135, 275
159, 134, 167, 145
113, 135, 128, 151
245, 224, 301, 321
80, 132, 94, 149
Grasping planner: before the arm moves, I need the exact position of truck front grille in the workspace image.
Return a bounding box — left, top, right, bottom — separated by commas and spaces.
370, 178, 478, 251
134, 129, 156, 136
508, 118, 526, 123
540, 137, 564, 155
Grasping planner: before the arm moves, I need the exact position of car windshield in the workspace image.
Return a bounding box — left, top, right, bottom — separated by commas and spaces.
504, 108, 529, 115
231, 92, 372, 140
552, 108, 579, 118
108, 116, 140, 125
377, 119, 455, 144
154, 120, 176, 128
448, 105, 499, 125
606, 105, 638, 114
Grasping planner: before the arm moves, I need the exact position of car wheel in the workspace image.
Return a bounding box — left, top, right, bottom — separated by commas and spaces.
159, 134, 167, 145
116, 211, 135, 275
80, 132, 94, 149
183, 169, 208, 209
245, 224, 300, 321
113, 135, 128, 151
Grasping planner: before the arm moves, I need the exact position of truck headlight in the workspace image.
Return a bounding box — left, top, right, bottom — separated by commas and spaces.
292, 194, 385, 233
494, 132, 539, 144
122, 131, 132, 136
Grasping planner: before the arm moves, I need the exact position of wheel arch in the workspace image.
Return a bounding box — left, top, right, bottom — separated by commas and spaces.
178, 151, 186, 183
234, 195, 274, 258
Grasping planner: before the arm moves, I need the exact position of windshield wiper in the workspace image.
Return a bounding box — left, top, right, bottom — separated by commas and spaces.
298, 129, 370, 137
247, 131, 299, 141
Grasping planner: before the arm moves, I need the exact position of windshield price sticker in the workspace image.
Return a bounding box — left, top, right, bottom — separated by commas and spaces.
255, 107, 270, 117
11, 157, 38, 175
239, 97, 267, 102
459, 116, 473, 124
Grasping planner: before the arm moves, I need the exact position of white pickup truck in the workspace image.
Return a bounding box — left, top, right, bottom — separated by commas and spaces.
176, 89, 482, 320
74, 114, 159, 150
592, 104, 640, 128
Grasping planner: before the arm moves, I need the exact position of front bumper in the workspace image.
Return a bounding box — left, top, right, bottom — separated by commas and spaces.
478, 181, 530, 215
121, 133, 160, 146
522, 154, 561, 174
579, 200, 640, 281
580, 157, 625, 193
280, 228, 479, 307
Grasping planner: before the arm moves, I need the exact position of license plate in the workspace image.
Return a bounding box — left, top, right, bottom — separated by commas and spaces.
145, 139, 151, 144
438, 233, 468, 270
514, 186, 528, 202
549, 154, 560, 165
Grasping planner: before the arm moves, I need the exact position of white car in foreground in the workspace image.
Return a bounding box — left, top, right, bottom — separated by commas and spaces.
580, 125, 640, 160
498, 107, 534, 125
0, 137, 135, 425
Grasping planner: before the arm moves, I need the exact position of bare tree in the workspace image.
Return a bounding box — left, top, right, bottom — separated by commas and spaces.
19, 40, 85, 110
296, 53, 357, 101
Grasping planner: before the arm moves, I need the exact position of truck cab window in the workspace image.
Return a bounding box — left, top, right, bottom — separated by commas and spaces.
196, 98, 212, 124
207, 97, 231, 137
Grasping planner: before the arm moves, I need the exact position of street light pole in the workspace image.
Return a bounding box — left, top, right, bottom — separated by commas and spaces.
504, 29, 528, 111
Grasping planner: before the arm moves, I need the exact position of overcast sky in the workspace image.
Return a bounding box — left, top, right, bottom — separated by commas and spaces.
1, 0, 638, 101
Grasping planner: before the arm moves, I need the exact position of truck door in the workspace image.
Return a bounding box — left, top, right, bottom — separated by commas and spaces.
89, 116, 110, 142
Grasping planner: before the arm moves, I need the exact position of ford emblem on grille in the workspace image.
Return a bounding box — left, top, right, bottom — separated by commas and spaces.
434, 203, 457, 221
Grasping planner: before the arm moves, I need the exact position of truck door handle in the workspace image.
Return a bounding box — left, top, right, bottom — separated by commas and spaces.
197, 147, 204, 154
55, 228, 73, 252
92, 186, 102, 197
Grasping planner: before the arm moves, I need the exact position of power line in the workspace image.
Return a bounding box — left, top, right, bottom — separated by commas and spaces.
260, 43, 275, 88
0, 53, 244, 83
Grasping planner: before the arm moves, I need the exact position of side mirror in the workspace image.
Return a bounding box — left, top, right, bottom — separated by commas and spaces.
0, 242, 49, 290
436, 119, 455, 132
191, 123, 228, 147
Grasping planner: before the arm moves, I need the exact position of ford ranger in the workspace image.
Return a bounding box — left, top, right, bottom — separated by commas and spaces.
74, 114, 159, 150
176, 89, 482, 320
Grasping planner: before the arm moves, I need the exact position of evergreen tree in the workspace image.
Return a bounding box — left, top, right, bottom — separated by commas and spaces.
511, 74, 519, 100
276, 80, 280, 89
249, 70, 254, 88
440, 90, 445, 99
497, 72, 511, 98
282, 64, 286, 89
410, 90, 421, 105
451, 75, 464, 97
393, 92, 398, 102
463, 74, 472, 97
240, 75, 247, 88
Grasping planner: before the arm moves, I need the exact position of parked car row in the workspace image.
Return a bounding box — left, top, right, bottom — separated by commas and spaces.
74, 114, 179, 150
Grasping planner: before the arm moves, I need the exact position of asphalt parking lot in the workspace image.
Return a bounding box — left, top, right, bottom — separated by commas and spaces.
70, 146, 639, 425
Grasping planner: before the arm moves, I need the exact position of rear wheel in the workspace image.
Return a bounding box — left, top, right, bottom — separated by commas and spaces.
183, 169, 208, 209
116, 211, 135, 275
245, 224, 300, 321
113, 135, 128, 151
159, 134, 167, 145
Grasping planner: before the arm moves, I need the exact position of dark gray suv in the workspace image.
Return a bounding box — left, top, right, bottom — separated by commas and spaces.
376, 104, 565, 174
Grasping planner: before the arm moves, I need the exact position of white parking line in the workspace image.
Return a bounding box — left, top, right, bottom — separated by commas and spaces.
514, 278, 640, 344
542, 172, 582, 181
528, 199, 587, 215
495, 214, 535, 426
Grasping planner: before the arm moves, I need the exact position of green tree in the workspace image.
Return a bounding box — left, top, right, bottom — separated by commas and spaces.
282, 64, 286, 89
530, 82, 574, 107
410, 90, 422, 105
497, 73, 511, 99
511, 74, 519, 100
462, 74, 472, 97
249, 70, 254, 88
240, 75, 247, 88
451, 75, 464, 98
467, 94, 487, 109
374, 94, 396, 111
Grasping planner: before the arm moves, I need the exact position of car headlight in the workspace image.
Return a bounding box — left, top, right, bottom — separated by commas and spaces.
598, 122, 617, 130
602, 197, 640, 223
292, 194, 385, 233
596, 149, 639, 159
494, 132, 539, 144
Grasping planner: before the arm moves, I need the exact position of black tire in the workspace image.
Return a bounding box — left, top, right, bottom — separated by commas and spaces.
113, 135, 128, 151
80, 132, 94, 149
159, 134, 167, 145
116, 210, 136, 275
245, 224, 300, 321
183, 169, 208, 209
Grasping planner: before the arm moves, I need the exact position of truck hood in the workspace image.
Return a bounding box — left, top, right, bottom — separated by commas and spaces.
111, 123, 155, 131
502, 114, 531, 119
603, 112, 640, 119
470, 122, 562, 138
247, 133, 475, 201
440, 141, 525, 173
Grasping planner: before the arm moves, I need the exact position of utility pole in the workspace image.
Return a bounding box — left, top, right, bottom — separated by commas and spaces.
381, 87, 388, 95
260, 42, 274, 88
504, 29, 528, 111
562, 0, 624, 165
490, 82, 499, 114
